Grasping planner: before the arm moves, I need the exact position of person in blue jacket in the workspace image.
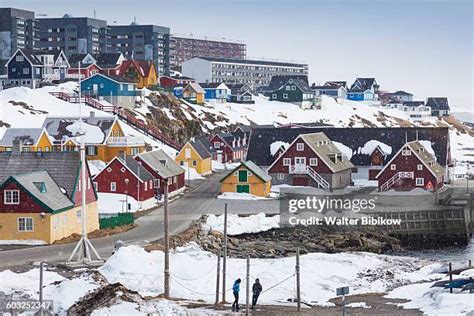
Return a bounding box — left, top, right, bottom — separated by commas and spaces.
231, 278, 242, 312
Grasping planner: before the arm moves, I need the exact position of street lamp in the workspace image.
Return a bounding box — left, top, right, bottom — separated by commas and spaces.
124, 178, 129, 212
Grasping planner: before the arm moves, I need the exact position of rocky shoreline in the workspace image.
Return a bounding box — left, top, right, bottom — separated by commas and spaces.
152, 216, 402, 258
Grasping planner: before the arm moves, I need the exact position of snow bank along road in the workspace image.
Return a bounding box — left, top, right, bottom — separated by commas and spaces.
0, 171, 279, 269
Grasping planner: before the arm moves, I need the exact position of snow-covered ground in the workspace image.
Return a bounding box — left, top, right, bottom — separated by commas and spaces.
97, 192, 140, 214
0, 239, 47, 246
217, 192, 270, 200
182, 166, 204, 180
204, 212, 280, 235
212, 160, 240, 171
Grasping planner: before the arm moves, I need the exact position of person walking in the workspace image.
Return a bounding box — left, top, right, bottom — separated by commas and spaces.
251, 278, 263, 309
231, 278, 241, 312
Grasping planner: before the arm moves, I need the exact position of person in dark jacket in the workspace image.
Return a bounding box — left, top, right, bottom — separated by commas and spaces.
231, 278, 241, 312
251, 278, 263, 309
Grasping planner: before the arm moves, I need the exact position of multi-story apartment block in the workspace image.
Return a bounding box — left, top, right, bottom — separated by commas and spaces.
0, 8, 38, 74
36, 15, 109, 57
170, 35, 246, 72
181, 57, 308, 87
109, 24, 171, 75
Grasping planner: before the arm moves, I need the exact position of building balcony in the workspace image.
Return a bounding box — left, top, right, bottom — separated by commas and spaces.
107, 136, 145, 147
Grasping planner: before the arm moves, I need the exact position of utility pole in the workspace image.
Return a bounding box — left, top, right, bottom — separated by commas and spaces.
296, 247, 301, 312
222, 203, 228, 303
246, 255, 250, 316
39, 262, 44, 316
215, 250, 221, 305
164, 178, 170, 298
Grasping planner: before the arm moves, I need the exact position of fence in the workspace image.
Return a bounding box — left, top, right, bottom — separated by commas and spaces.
99, 213, 135, 229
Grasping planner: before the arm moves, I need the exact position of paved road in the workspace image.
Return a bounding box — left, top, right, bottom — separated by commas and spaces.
0, 170, 278, 270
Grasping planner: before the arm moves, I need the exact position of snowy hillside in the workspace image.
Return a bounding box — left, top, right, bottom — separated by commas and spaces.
0, 84, 473, 165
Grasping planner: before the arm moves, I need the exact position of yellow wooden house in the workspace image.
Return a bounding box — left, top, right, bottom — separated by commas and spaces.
0, 128, 53, 152
175, 139, 212, 176
220, 161, 271, 197
42, 113, 146, 162
0, 152, 99, 244
182, 82, 206, 105
118, 60, 158, 89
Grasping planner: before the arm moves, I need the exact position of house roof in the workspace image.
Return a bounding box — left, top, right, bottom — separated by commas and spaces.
349, 78, 378, 92
268, 75, 309, 92
137, 149, 184, 178
7, 171, 74, 212
42, 116, 117, 145
426, 97, 450, 111
220, 161, 271, 183
0, 128, 47, 146
391, 90, 413, 96
94, 53, 124, 68
194, 135, 216, 155
192, 57, 308, 68
13, 49, 43, 66
0, 151, 82, 200
312, 81, 347, 90
200, 82, 226, 89
118, 60, 155, 78
227, 84, 253, 95
166, 75, 195, 80
298, 133, 354, 173
403, 101, 425, 107
246, 127, 450, 167
188, 138, 211, 159
185, 82, 205, 94
68, 53, 95, 67
119, 156, 154, 182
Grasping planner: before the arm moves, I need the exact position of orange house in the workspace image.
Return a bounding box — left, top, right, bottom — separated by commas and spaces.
118, 60, 158, 89
41, 113, 146, 162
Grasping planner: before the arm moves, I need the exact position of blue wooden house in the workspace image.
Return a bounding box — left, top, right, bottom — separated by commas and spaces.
172, 85, 185, 98
5, 49, 44, 89
80, 73, 137, 108
347, 78, 379, 101
200, 82, 230, 102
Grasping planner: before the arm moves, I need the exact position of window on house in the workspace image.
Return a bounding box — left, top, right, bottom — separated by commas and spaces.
23, 68, 30, 74
87, 146, 97, 156
402, 149, 411, 156
179, 161, 184, 166
390, 164, 396, 170
283, 158, 291, 166
93, 182, 98, 191
277, 173, 284, 180
192, 160, 197, 166
283, 93, 288, 99
416, 178, 424, 186
145, 181, 148, 191
286, 86, 291, 91
296, 143, 304, 151
4, 190, 20, 204
131, 147, 140, 155
417, 164, 423, 171
18, 217, 33, 232
214, 142, 220, 148
310, 158, 318, 166
121, 167, 126, 173
16, 55, 24, 62
110, 182, 116, 192
154, 179, 160, 188
291, 86, 296, 90
272, 94, 277, 99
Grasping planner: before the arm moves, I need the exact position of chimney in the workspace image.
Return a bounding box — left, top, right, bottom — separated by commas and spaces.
12, 140, 22, 155
89, 111, 95, 119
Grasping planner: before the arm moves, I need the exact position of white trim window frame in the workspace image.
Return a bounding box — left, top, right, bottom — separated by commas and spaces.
309, 158, 318, 166
4, 189, 20, 205
390, 164, 396, 170
417, 164, 423, 171
283, 158, 291, 166
18, 217, 33, 232
110, 182, 117, 192
296, 143, 304, 151
402, 149, 411, 156
416, 178, 424, 186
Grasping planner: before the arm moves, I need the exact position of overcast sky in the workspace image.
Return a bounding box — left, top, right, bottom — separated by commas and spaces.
5, 0, 473, 111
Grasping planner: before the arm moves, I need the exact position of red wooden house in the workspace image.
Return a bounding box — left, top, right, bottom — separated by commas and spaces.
160, 75, 195, 89
267, 132, 354, 190
93, 156, 156, 206
135, 149, 185, 197
96, 53, 126, 76
209, 130, 250, 163
375, 141, 445, 192
67, 53, 102, 79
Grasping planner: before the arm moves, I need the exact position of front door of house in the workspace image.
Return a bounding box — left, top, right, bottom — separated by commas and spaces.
236, 184, 250, 193
217, 151, 223, 163
294, 157, 306, 173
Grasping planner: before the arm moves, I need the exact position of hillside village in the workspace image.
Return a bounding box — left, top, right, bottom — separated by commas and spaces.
0, 4, 473, 316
